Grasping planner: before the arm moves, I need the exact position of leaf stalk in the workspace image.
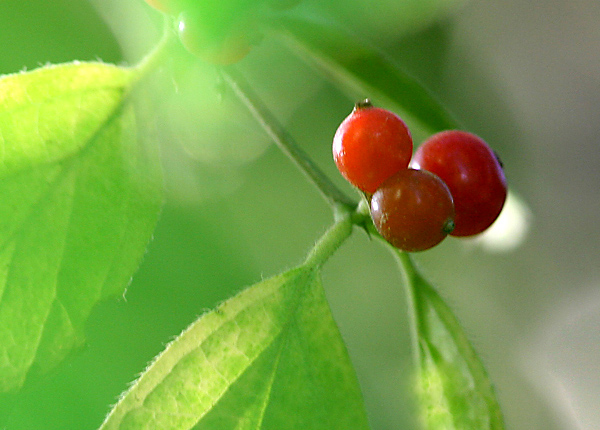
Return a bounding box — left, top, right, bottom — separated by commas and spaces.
133, 16, 176, 79
304, 211, 353, 269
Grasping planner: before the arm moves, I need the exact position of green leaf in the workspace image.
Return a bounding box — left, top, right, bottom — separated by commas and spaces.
273, 15, 459, 134
396, 252, 505, 429
0, 62, 162, 393
99, 265, 371, 430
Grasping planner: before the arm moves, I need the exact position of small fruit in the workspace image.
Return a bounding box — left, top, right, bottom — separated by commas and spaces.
411, 130, 507, 237
178, 11, 252, 65
333, 100, 413, 194
370, 169, 455, 252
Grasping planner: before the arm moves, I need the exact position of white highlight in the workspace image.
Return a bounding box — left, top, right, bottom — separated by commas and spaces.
466, 191, 532, 252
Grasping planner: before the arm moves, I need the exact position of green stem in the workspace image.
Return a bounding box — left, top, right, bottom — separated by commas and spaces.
396, 250, 506, 428
304, 212, 354, 269
133, 16, 176, 79
220, 66, 356, 210
395, 251, 421, 368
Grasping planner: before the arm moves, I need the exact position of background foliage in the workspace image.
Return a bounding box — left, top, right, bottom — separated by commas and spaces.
0, 0, 599, 429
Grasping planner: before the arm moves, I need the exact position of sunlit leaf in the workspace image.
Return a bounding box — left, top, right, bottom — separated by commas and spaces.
273, 15, 459, 134
396, 251, 505, 429
100, 265, 370, 430
0, 62, 162, 393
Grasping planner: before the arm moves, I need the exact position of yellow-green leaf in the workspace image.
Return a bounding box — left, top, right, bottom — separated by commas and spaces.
0, 62, 162, 393
100, 265, 371, 430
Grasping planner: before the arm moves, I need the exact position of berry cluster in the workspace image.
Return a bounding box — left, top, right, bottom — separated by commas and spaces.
333, 100, 507, 252
144, 0, 300, 64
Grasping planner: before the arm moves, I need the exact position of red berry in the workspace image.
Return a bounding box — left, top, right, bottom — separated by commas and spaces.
333, 100, 413, 194
370, 169, 455, 252
411, 130, 507, 237
178, 12, 252, 65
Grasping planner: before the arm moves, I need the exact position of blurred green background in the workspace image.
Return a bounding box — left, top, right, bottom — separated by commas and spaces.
1, 0, 599, 429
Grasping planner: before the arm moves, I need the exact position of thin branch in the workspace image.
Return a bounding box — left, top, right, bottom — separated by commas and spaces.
220, 66, 356, 210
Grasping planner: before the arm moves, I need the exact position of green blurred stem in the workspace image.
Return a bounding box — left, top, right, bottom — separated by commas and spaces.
304, 212, 353, 269
396, 249, 506, 428
221, 66, 356, 210
395, 251, 422, 367
133, 16, 176, 79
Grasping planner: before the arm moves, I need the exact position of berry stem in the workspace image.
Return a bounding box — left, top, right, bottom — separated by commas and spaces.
394, 251, 422, 367
394, 249, 506, 428
133, 16, 176, 79
220, 66, 356, 210
304, 210, 354, 269
354, 98, 373, 110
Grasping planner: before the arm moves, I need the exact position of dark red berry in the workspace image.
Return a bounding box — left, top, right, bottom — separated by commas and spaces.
411, 130, 507, 237
370, 169, 455, 252
333, 101, 413, 194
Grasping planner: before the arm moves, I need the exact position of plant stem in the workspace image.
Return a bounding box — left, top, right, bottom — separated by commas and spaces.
220, 66, 356, 210
396, 249, 506, 428
133, 16, 176, 79
304, 213, 353, 269
395, 250, 421, 368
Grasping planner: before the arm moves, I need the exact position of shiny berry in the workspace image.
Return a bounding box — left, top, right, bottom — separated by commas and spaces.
370, 169, 455, 252
333, 100, 413, 194
411, 130, 507, 237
